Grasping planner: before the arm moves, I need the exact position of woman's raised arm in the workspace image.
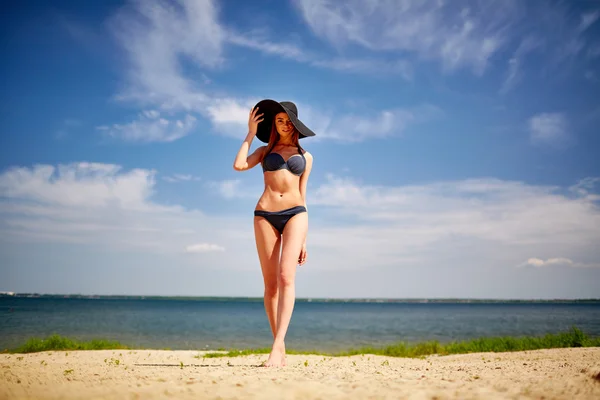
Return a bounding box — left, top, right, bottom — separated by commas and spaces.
233, 140, 266, 171
233, 106, 266, 171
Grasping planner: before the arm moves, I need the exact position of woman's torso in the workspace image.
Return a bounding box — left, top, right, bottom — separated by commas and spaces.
255, 145, 306, 212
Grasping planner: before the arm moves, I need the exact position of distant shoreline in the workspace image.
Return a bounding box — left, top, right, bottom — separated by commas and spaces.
1, 293, 599, 303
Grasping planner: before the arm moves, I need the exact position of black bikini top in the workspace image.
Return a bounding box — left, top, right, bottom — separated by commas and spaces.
262, 147, 306, 176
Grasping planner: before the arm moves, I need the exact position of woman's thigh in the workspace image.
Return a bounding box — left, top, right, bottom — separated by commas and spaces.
280, 212, 308, 280
254, 216, 281, 285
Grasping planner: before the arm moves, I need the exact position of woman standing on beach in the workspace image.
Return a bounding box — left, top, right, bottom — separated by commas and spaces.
233, 99, 315, 367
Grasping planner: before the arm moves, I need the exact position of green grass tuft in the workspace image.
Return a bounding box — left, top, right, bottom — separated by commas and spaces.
8, 334, 129, 354
5, 326, 599, 358
200, 326, 599, 359
338, 326, 600, 358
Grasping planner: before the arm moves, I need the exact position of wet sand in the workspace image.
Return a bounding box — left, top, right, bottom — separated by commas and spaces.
1, 347, 599, 399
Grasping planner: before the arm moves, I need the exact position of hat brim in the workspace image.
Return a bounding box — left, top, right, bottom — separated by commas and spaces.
254, 99, 316, 143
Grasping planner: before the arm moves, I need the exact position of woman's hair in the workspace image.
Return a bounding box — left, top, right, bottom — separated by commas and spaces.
261, 117, 304, 162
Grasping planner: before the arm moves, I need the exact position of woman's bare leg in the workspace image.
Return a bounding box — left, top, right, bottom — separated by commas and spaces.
265, 212, 308, 367
253, 216, 281, 340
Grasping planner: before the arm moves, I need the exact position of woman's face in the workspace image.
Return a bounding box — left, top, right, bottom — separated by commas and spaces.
275, 112, 294, 138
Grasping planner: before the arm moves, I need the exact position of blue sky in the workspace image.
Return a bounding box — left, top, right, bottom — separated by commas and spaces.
1, 0, 599, 299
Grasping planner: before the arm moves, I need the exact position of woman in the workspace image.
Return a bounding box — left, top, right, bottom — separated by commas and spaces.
233, 99, 315, 367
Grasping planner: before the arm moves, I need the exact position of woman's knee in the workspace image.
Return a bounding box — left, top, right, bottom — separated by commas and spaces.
264, 283, 278, 297
278, 271, 295, 288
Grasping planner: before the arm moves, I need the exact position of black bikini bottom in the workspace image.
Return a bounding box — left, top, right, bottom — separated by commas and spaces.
254, 205, 307, 235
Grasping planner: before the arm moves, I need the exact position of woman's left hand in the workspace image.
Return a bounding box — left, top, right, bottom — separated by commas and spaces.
298, 243, 307, 266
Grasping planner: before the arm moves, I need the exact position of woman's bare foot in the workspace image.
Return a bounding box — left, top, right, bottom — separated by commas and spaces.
263, 343, 286, 367
282, 342, 287, 366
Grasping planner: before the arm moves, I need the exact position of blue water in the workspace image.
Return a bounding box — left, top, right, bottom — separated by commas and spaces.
1, 298, 599, 352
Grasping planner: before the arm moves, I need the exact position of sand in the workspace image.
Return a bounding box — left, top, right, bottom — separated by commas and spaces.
1, 347, 599, 399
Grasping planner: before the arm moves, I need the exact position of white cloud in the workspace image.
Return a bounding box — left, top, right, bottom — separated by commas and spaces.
546, 8, 600, 63
205, 179, 261, 200
311, 58, 412, 79
6, 164, 599, 273
106, 0, 415, 130
569, 177, 600, 199
163, 174, 201, 183
142, 110, 160, 119
293, 0, 517, 75
97, 111, 197, 143
0, 163, 253, 260
185, 243, 225, 253
303, 104, 441, 143
198, 95, 440, 143
228, 33, 412, 79
500, 36, 542, 94
528, 112, 571, 148
100, 0, 600, 132
205, 98, 258, 139
0, 163, 158, 211
522, 257, 573, 267
307, 174, 600, 271
293, 0, 600, 89
320, 109, 409, 142
519, 257, 599, 269
2, 163, 599, 297
210, 179, 241, 199
99, 1, 453, 144
107, 0, 224, 110
227, 33, 307, 62
579, 11, 599, 32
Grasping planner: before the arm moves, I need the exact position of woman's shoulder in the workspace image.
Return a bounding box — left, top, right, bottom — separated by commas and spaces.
302, 149, 313, 160
256, 145, 268, 155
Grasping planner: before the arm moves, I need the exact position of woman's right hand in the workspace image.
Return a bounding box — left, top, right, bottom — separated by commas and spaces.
248, 106, 264, 135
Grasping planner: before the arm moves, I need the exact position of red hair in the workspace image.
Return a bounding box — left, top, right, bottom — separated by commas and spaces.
261, 118, 304, 163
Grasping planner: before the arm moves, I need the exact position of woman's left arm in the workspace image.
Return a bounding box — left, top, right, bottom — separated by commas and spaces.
299, 152, 313, 211
298, 152, 313, 266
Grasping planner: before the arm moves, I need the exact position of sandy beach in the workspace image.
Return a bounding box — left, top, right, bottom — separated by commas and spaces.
1, 347, 599, 399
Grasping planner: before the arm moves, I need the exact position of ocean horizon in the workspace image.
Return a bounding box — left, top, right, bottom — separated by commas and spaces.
2, 293, 599, 302
2, 296, 599, 353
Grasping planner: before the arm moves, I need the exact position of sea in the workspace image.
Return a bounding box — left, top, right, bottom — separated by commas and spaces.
1, 297, 599, 352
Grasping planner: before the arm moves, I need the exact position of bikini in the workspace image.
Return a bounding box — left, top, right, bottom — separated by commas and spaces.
254, 148, 307, 234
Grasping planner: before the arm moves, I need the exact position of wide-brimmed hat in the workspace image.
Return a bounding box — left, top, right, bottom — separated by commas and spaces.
253, 99, 316, 143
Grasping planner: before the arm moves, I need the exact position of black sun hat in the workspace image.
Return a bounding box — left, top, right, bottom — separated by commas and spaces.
254, 99, 316, 143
